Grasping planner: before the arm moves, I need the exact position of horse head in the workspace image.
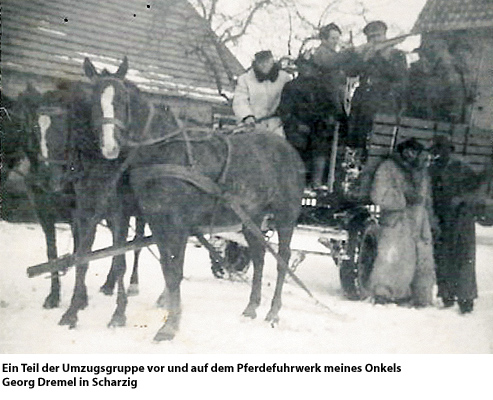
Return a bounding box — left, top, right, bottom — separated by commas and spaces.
84, 56, 180, 160
84, 56, 134, 159
36, 100, 71, 192
17, 82, 87, 192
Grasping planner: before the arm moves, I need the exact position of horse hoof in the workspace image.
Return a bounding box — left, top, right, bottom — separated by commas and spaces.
108, 315, 126, 328
265, 311, 279, 325
127, 284, 139, 297
153, 328, 175, 342
269, 319, 279, 328
59, 312, 77, 329
100, 284, 114, 296
43, 295, 60, 309
242, 308, 257, 319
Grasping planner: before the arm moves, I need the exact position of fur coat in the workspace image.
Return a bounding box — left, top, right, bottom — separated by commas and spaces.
369, 154, 436, 305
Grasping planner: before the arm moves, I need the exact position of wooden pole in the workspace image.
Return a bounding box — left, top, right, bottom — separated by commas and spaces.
328, 121, 340, 193
27, 235, 156, 278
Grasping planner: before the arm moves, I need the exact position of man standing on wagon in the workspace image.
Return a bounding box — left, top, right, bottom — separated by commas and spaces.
348, 21, 408, 152
232, 50, 292, 137
308, 23, 357, 190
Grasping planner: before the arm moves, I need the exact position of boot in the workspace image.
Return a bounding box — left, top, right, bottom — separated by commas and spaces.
442, 297, 455, 308
458, 299, 474, 314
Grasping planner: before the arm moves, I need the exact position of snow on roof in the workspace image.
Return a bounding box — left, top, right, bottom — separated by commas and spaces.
413, 0, 493, 33
3, 0, 243, 103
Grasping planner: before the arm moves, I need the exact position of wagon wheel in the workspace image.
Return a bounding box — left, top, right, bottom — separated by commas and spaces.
210, 238, 251, 279
339, 218, 378, 300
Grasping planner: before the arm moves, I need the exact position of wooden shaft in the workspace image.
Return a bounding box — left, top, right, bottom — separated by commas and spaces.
328, 122, 340, 193
27, 235, 156, 278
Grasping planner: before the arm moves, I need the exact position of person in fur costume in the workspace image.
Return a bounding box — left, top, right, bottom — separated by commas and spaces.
232, 50, 292, 137
369, 138, 436, 306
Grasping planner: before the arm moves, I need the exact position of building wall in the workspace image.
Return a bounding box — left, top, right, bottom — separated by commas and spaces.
421, 29, 493, 130
4, 69, 225, 128
471, 34, 493, 130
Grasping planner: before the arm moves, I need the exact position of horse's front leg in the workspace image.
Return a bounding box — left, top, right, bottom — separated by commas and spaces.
33, 193, 60, 309
152, 230, 188, 341
59, 215, 95, 328
265, 224, 294, 324
242, 228, 266, 319
100, 218, 117, 296
108, 213, 130, 327
128, 216, 145, 296
43, 223, 61, 309
59, 262, 89, 329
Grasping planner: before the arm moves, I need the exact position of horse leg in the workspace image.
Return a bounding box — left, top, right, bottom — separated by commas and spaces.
100, 218, 117, 295
59, 214, 96, 328
265, 222, 295, 324
41, 216, 61, 309
128, 216, 145, 296
30, 189, 61, 309
150, 222, 188, 341
242, 225, 266, 319
108, 212, 130, 327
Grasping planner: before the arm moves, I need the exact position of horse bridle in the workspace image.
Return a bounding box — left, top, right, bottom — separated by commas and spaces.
93, 76, 184, 148
95, 76, 132, 139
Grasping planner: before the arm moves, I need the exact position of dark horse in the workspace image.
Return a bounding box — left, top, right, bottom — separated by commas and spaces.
56, 70, 149, 329
75, 56, 305, 341
32, 81, 146, 300
1, 84, 76, 308
6, 82, 144, 312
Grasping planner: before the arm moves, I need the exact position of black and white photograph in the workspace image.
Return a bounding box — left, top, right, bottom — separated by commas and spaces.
1, 0, 493, 395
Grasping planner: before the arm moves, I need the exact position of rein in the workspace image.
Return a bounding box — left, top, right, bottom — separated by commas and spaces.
124, 125, 217, 147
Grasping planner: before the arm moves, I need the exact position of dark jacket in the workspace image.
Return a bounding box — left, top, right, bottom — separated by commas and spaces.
429, 157, 486, 301
348, 48, 408, 148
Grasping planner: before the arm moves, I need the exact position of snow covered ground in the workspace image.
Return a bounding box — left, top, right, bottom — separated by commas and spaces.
1, 219, 492, 354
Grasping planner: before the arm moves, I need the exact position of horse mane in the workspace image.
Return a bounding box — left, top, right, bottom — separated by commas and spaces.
123, 79, 180, 143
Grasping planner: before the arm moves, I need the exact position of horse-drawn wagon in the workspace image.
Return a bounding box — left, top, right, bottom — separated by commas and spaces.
20, 57, 493, 341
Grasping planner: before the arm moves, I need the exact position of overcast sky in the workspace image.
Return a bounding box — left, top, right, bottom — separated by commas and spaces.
223, 0, 428, 66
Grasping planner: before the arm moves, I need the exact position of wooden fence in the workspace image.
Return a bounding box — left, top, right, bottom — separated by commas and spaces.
369, 114, 493, 171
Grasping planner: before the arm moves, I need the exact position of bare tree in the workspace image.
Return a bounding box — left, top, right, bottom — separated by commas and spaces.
186, 0, 293, 100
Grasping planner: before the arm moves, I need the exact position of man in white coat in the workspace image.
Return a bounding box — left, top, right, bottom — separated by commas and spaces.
232, 50, 292, 137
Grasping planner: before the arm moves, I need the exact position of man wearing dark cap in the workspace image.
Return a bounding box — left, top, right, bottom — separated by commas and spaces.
369, 138, 436, 306
232, 50, 291, 136
429, 135, 491, 313
348, 20, 408, 151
